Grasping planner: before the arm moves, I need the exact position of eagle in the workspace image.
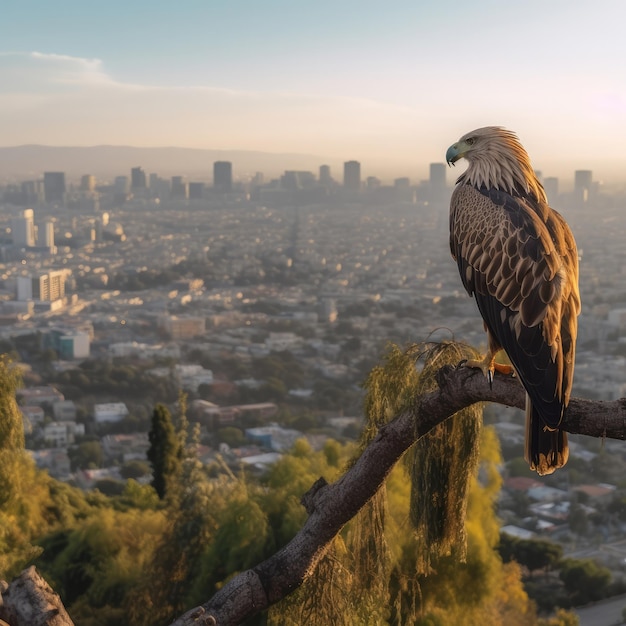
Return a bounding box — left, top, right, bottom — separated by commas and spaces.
446, 126, 580, 475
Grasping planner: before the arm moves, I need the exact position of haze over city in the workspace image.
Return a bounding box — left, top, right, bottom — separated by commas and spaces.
2, 0, 626, 183
3, 1, 626, 624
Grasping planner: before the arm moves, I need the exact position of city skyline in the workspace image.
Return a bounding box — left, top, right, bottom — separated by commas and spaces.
1, 1, 625, 182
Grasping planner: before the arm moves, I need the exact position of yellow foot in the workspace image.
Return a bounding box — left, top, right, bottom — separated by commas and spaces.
462, 356, 514, 387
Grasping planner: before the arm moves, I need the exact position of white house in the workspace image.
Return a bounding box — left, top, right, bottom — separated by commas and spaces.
94, 403, 129, 423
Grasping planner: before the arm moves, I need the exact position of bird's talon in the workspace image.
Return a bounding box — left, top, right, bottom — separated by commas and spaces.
457, 359, 468, 368
487, 369, 494, 388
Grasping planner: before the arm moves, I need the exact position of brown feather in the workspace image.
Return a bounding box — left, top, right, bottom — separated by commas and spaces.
448, 126, 580, 474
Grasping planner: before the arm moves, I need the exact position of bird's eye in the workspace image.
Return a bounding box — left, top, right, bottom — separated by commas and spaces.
466, 137, 475, 146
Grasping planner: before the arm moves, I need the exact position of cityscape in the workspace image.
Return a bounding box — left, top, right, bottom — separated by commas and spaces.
2, 149, 626, 623
3, 0, 626, 621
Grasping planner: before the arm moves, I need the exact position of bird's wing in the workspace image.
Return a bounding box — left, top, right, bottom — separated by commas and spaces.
450, 184, 579, 427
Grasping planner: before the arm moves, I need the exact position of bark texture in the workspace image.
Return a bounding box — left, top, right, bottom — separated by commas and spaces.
0, 566, 73, 626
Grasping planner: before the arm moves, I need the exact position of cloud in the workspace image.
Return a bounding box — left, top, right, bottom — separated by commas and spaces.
0, 51, 623, 181
0, 51, 441, 172
0, 51, 119, 92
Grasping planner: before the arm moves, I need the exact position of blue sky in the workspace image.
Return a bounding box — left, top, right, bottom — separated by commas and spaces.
2, 0, 625, 180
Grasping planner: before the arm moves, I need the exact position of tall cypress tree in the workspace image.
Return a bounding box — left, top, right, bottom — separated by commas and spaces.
0, 355, 26, 507
147, 403, 182, 499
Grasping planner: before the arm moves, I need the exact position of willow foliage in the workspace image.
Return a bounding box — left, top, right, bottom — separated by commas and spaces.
406, 342, 483, 572
270, 341, 486, 625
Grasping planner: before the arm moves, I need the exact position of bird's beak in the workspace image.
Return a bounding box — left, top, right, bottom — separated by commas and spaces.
446, 143, 463, 166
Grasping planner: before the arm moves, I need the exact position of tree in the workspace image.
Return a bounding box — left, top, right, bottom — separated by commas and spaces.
68, 441, 104, 471
216, 427, 246, 448
560, 558, 611, 604
499, 536, 563, 577
568, 502, 590, 536
120, 460, 151, 480
147, 404, 182, 499
168, 344, 626, 626
538, 608, 580, 626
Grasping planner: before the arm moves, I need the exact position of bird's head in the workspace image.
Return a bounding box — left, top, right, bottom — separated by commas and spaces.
446, 126, 546, 202
446, 126, 513, 166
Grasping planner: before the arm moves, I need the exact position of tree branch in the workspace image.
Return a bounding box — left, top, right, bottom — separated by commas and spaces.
170, 365, 626, 626
0, 566, 74, 626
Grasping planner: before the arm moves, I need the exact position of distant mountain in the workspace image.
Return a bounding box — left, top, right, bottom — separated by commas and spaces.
0, 145, 335, 181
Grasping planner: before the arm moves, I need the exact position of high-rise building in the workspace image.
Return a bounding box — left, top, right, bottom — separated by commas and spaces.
281, 171, 316, 190
574, 170, 593, 205
343, 161, 361, 191
429, 162, 447, 203
17, 270, 66, 302
114, 176, 130, 195
21, 180, 45, 204
188, 182, 205, 200
319, 165, 332, 185
40, 219, 55, 252
131, 167, 147, 189
80, 175, 96, 192
251, 172, 264, 187
171, 176, 188, 198
575, 170, 592, 192
43, 172, 66, 204
11, 209, 36, 247
543, 177, 559, 202
429, 163, 446, 189
366, 176, 380, 190
213, 161, 233, 193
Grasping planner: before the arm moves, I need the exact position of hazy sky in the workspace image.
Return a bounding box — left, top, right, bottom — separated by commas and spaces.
2, 0, 625, 180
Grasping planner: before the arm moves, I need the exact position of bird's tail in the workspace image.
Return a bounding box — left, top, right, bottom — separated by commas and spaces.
524, 395, 568, 476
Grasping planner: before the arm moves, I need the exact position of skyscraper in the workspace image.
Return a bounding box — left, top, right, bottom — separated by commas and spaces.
319, 164, 332, 185
131, 167, 147, 189
343, 161, 361, 191
171, 176, 188, 198
11, 209, 36, 247
429, 163, 446, 188
188, 182, 205, 200
17, 271, 66, 301
114, 176, 130, 195
543, 177, 559, 202
214, 161, 233, 193
80, 175, 96, 192
21, 180, 45, 205
40, 219, 55, 253
574, 170, 593, 206
43, 172, 66, 204
429, 162, 447, 203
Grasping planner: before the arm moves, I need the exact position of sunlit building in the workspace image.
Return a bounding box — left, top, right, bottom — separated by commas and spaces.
42, 327, 90, 359
17, 270, 66, 302
40, 219, 56, 253
158, 314, 205, 339
11, 208, 36, 247
80, 175, 96, 192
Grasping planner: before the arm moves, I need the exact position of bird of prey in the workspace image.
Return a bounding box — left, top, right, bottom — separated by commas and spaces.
446, 127, 580, 475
